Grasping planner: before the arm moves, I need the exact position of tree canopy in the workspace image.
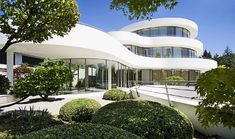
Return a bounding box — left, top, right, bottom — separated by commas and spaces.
13, 59, 73, 100
202, 50, 212, 59
0, 0, 80, 56
0, 0, 179, 56
216, 46, 235, 68
196, 68, 235, 128
110, 0, 177, 20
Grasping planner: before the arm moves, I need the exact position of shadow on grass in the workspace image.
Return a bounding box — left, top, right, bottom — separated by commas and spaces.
19, 97, 64, 104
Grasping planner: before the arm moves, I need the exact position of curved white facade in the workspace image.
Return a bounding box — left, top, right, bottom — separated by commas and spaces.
121, 18, 198, 38
0, 17, 217, 84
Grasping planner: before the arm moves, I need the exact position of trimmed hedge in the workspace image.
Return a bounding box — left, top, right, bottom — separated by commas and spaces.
59, 98, 101, 122
164, 75, 185, 81
18, 123, 143, 139
92, 100, 193, 139
103, 88, 129, 101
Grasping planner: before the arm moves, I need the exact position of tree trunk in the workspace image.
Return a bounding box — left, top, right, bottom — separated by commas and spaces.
0, 96, 28, 109
0, 40, 12, 58
39, 94, 49, 101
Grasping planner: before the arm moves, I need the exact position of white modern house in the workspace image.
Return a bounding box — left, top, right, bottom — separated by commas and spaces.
0, 18, 217, 90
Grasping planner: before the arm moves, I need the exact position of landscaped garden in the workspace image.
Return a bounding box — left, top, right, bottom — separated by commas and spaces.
0, 96, 194, 139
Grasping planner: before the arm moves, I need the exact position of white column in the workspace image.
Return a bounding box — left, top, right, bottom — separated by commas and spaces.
7, 50, 14, 85
108, 67, 112, 90
135, 70, 139, 82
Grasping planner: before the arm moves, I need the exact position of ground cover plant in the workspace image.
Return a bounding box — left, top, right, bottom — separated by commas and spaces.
0, 107, 62, 138
103, 88, 129, 101
59, 98, 101, 122
92, 100, 194, 139
18, 123, 142, 139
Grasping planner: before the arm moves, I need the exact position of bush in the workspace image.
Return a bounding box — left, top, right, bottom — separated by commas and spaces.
0, 74, 10, 94
59, 98, 101, 122
92, 100, 193, 139
18, 123, 142, 139
0, 107, 62, 137
196, 68, 235, 128
12, 59, 73, 100
164, 75, 185, 85
103, 88, 129, 101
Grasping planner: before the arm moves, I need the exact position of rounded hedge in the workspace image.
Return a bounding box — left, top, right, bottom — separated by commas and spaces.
92, 100, 193, 139
18, 123, 142, 139
59, 98, 101, 122
103, 88, 129, 101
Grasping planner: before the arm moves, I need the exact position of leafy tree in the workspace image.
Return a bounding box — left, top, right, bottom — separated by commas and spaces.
0, 0, 80, 56
196, 68, 235, 128
13, 59, 73, 100
14, 64, 33, 80
0, 74, 10, 94
110, 0, 177, 20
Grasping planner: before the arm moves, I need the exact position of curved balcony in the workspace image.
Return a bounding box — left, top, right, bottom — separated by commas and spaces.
109, 31, 203, 55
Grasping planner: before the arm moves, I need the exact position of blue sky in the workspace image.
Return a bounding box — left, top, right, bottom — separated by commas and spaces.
76, 0, 235, 55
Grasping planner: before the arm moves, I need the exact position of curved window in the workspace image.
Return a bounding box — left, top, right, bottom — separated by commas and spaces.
133, 26, 190, 38
125, 45, 197, 58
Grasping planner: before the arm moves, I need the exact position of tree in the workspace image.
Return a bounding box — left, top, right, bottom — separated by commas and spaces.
110, 0, 177, 20
0, 0, 80, 56
13, 59, 73, 100
196, 68, 235, 128
202, 50, 212, 59
14, 64, 33, 80
216, 46, 235, 68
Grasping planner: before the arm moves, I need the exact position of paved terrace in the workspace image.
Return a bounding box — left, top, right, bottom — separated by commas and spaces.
0, 85, 200, 115
0, 91, 112, 115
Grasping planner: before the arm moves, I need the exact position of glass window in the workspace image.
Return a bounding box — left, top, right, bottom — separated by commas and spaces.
176, 27, 183, 37
142, 29, 150, 36
167, 27, 175, 36
133, 26, 190, 38
173, 47, 181, 58
159, 27, 167, 36
182, 28, 189, 37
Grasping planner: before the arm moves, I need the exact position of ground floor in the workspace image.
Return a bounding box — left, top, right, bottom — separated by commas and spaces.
62, 58, 200, 91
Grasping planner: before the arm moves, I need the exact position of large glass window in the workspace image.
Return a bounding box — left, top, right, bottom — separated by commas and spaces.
152, 70, 200, 81
125, 45, 197, 58
134, 26, 190, 37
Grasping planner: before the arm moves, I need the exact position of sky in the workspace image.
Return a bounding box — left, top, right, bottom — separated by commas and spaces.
76, 0, 235, 55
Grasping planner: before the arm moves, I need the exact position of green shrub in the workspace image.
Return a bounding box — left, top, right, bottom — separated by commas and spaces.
164, 75, 185, 81
92, 100, 193, 139
0, 107, 62, 137
103, 88, 129, 101
12, 59, 73, 100
59, 98, 101, 122
0, 74, 10, 94
164, 75, 185, 85
18, 123, 142, 139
